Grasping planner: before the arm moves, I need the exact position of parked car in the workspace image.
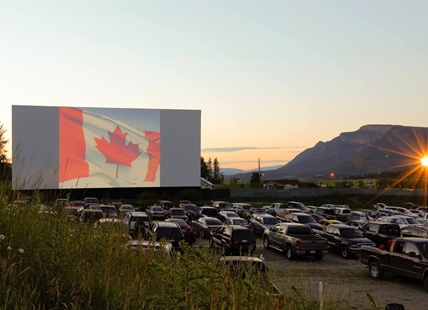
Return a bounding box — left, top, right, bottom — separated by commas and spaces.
262, 223, 328, 260
165, 218, 191, 233
211, 201, 233, 212
217, 256, 284, 305
118, 204, 135, 214
378, 215, 422, 229
68, 200, 85, 207
284, 201, 311, 213
197, 207, 226, 222
145, 205, 166, 221
179, 203, 199, 221
249, 214, 279, 235
219, 211, 241, 221
282, 212, 324, 231
344, 219, 367, 230
314, 224, 375, 259
317, 219, 343, 230
64, 206, 80, 221
165, 207, 189, 222
84, 197, 99, 204
223, 217, 250, 229
360, 222, 401, 248
399, 226, 428, 238
209, 225, 256, 256
126, 240, 175, 258
145, 221, 184, 251
233, 203, 253, 219
155, 200, 175, 210
349, 211, 368, 221
79, 209, 104, 224
99, 205, 118, 218
192, 217, 223, 239
123, 211, 150, 238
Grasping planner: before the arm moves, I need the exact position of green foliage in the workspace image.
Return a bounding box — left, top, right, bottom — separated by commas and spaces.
250, 172, 261, 188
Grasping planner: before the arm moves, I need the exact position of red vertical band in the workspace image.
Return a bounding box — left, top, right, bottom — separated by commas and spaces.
143, 131, 160, 182
59, 107, 89, 183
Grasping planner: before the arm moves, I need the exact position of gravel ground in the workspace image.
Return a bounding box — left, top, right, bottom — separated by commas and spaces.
196, 235, 428, 310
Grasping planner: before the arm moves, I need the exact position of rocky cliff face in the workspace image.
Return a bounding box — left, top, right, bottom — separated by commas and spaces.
257, 125, 428, 180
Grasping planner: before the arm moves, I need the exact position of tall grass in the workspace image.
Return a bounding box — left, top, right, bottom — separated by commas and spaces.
0, 185, 383, 309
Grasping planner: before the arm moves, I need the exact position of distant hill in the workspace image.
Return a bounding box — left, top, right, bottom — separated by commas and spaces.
227, 125, 428, 181
221, 165, 284, 176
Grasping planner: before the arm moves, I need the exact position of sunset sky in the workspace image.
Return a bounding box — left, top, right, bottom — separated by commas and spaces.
1, 1, 427, 171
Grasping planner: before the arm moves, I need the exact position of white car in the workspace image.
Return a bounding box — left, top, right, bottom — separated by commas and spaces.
219, 211, 241, 221
379, 215, 422, 229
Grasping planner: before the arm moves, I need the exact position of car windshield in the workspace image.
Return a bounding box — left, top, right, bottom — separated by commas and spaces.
263, 218, 278, 224
153, 207, 164, 212
206, 219, 222, 225
341, 229, 363, 238
233, 219, 248, 225
184, 205, 197, 211
163, 202, 173, 208
202, 209, 218, 215
122, 206, 134, 211
242, 205, 252, 210
171, 209, 185, 215
100, 207, 116, 213
132, 217, 149, 224
298, 216, 316, 224
226, 212, 239, 217
406, 218, 420, 225
218, 203, 231, 209
170, 219, 187, 226
417, 243, 428, 258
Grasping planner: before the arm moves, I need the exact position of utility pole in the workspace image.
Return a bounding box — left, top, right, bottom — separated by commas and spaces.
258, 158, 261, 188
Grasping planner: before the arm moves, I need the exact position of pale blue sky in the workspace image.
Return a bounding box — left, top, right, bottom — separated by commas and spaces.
1, 1, 427, 170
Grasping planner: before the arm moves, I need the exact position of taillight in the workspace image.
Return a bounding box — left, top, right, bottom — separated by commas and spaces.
296, 240, 301, 249
228, 239, 233, 245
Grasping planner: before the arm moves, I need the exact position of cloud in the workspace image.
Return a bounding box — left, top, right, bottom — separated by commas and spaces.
201, 146, 305, 153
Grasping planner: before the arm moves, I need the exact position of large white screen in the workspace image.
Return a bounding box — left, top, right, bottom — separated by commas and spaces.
12, 106, 201, 189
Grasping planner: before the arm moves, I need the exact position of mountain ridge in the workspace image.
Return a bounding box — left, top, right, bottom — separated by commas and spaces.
225, 124, 428, 182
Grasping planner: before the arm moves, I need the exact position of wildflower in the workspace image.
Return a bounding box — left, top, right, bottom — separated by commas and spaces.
0, 235, 4, 240
7, 246, 11, 251
18, 248, 24, 254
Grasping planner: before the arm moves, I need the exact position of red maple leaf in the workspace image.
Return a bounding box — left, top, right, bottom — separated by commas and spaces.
94, 126, 141, 178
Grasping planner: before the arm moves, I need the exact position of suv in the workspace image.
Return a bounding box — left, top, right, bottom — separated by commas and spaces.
212, 201, 233, 212
145, 221, 184, 244
145, 205, 166, 221
233, 203, 253, 219
249, 214, 279, 235
123, 212, 150, 238
79, 209, 104, 224
209, 225, 256, 256
155, 200, 175, 210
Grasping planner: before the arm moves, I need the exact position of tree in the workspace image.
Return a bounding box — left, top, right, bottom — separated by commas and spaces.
249, 172, 261, 188
207, 157, 213, 182
212, 157, 224, 184
200, 157, 209, 179
0, 123, 10, 178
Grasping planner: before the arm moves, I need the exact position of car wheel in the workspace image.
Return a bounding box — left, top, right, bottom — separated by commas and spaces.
286, 245, 295, 260
341, 246, 350, 259
263, 237, 270, 249
209, 237, 215, 248
424, 277, 428, 292
369, 261, 384, 279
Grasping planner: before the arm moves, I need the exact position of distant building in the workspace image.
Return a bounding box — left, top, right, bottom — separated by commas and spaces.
201, 177, 214, 190
263, 179, 299, 189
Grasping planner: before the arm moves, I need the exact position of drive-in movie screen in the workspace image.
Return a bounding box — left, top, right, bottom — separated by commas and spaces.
12, 106, 201, 190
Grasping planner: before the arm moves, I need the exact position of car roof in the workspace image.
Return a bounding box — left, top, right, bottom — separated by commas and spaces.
129, 211, 148, 216
156, 221, 180, 227
256, 214, 276, 218
329, 224, 357, 229
219, 256, 263, 263
289, 212, 311, 216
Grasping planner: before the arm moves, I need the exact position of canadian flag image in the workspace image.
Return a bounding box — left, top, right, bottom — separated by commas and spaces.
59, 107, 160, 188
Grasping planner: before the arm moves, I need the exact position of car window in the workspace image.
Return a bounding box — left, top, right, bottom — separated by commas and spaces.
369, 224, 378, 233
404, 242, 420, 256
393, 241, 405, 253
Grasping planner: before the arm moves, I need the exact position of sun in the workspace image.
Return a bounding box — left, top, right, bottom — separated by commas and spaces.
421, 157, 428, 167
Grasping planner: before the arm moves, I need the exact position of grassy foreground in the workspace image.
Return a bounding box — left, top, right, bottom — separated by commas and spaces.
0, 188, 382, 309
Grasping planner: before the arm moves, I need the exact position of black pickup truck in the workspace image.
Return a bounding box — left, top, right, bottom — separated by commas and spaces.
360, 222, 401, 248
360, 237, 428, 291
315, 224, 376, 258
